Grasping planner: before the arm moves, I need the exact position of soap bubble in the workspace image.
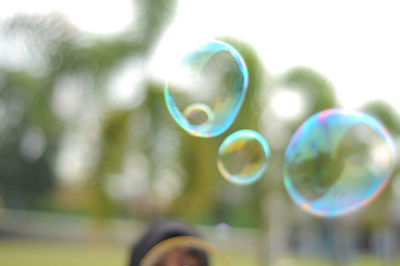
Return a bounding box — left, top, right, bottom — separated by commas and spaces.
141, 236, 229, 266
183, 103, 215, 126
218, 130, 270, 185
283, 108, 396, 217
164, 40, 248, 137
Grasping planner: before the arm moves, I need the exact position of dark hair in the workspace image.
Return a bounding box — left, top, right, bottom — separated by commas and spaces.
129, 219, 208, 266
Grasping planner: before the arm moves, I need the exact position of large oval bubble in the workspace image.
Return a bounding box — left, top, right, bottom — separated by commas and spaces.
283, 108, 396, 217
164, 40, 248, 137
218, 130, 270, 185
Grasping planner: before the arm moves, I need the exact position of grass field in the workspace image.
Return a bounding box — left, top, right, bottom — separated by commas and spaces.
0, 239, 256, 266
0, 239, 128, 266
0, 239, 399, 266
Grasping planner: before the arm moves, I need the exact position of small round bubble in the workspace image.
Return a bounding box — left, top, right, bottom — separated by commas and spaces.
164, 40, 248, 137
283, 108, 396, 217
183, 103, 214, 126
218, 130, 270, 185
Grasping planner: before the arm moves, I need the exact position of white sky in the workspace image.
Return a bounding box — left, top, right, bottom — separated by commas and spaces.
0, 0, 133, 33
1, 0, 400, 111
164, 0, 400, 111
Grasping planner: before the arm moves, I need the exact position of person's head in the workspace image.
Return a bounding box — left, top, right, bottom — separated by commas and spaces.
153, 247, 205, 266
129, 219, 208, 266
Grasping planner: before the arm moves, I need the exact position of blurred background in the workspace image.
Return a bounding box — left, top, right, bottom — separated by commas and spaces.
0, 0, 400, 265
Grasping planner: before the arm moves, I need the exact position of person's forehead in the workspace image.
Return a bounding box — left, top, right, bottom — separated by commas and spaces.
157, 247, 202, 265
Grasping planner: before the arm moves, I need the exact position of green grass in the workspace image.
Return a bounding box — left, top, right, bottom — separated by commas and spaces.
0, 240, 258, 266
0, 239, 128, 266
0, 239, 399, 266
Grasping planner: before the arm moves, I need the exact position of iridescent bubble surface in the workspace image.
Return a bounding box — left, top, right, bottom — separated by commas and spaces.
164, 40, 248, 137
218, 130, 270, 185
283, 108, 396, 217
183, 103, 214, 126
141, 236, 229, 266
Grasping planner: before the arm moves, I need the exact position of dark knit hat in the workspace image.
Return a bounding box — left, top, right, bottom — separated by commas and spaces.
129, 219, 208, 266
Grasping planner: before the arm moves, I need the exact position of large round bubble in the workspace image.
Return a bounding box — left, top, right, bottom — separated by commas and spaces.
283, 108, 396, 217
218, 130, 270, 185
164, 40, 248, 137
141, 236, 229, 266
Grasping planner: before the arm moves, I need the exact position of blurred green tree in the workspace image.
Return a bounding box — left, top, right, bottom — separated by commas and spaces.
0, 0, 397, 236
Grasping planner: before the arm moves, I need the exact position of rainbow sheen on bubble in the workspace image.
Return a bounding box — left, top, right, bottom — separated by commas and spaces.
183, 103, 215, 126
141, 236, 229, 266
218, 130, 270, 185
165, 40, 248, 137
283, 108, 396, 217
